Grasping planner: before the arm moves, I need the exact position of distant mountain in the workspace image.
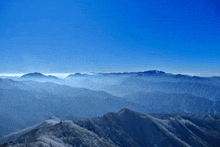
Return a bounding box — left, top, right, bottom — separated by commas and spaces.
105, 76, 220, 100
211, 76, 220, 82
173, 74, 208, 81
1, 109, 220, 147
20, 72, 59, 80
19, 71, 220, 84
67, 73, 90, 78
98, 70, 166, 76
96, 70, 220, 84
125, 91, 218, 114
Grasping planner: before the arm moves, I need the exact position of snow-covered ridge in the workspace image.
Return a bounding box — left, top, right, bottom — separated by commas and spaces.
0, 117, 60, 144
1, 109, 220, 147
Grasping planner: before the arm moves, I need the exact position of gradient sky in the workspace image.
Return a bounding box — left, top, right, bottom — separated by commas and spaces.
1, 0, 220, 76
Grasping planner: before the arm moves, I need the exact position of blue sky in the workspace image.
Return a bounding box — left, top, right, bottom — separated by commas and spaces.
1, 0, 220, 76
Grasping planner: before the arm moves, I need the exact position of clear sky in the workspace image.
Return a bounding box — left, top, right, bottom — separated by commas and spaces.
1, 0, 220, 76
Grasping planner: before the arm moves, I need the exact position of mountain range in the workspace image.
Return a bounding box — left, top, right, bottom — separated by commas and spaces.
1, 70, 220, 137
1, 109, 220, 147
1, 70, 220, 146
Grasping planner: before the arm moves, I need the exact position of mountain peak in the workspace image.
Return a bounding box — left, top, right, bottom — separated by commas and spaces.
118, 108, 135, 114
21, 72, 45, 77
67, 73, 89, 78
138, 70, 166, 75
21, 72, 59, 80
144, 70, 165, 74
97, 70, 167, 77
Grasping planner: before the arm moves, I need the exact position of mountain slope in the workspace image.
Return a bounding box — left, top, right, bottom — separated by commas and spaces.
106, 77, 220, 101
1, 109, 220, 147
75, 109, 220, 147
0, 121, 117, 147
125, 91, 216, 114
0, 78, 145, 135
0, 115, 23, 137
0, 117, 61, 145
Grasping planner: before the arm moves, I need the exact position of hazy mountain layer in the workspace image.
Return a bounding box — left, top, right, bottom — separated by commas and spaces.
105, 77, 220, 101
1, 77, 220, 137
0, 78, 144, 135
64, 71, 220, 100
125, 91, 219, 115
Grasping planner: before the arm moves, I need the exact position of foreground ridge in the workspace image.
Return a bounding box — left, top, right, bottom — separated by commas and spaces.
1, 109, 220, 147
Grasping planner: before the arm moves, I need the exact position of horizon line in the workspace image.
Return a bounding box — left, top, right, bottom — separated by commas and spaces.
0, 71, 219, 78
